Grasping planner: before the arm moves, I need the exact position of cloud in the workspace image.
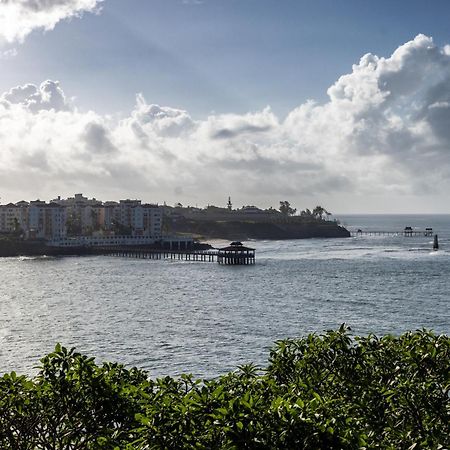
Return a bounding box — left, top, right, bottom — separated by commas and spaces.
128, 94, 195, 138
1, 80, 71, 112
83, 122, 117, 155
0, 48, 18, 59
0, 0, 102, 44
1, 34, 450, 210
202, 107, 278, 140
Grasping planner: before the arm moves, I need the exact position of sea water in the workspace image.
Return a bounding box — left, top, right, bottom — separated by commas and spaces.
0, 214, 449, 378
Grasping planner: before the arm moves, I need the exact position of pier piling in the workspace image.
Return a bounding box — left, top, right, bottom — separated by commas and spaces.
433, 234, 439, 251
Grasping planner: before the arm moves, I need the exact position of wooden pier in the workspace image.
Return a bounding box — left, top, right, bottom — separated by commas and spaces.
96, 241, 256, 265
351, 227, 434, 237
98, 247, 220, 262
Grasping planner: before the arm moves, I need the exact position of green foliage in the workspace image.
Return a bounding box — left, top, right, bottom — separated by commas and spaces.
66, 212, 83, 236
0, 329, 449, 449
279, 201, 297, 216
110, 219, 133, 236
311, 205, 330, 220
300, 206, 331, 221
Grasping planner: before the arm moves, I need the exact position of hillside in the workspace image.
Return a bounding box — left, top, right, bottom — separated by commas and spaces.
169, 217, 350, 240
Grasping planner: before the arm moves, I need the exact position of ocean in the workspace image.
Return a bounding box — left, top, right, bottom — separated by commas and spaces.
0, 214, 449, 378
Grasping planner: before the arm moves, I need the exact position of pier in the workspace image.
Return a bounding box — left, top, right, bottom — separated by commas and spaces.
217, 242, 255, 265
351, 227, 435, 237
97, 247, 220, 262
96, 242, 256, 265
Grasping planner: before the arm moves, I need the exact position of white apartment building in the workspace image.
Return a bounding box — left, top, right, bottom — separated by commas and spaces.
0, 194, 163, 242
117, 199, 140, 229
27, 201, 67, 240
52, 193, 104, 234
114, 199, 162, 237
103, 202, 119, 231
131, 204, 162, 237
0, 203, 28, 233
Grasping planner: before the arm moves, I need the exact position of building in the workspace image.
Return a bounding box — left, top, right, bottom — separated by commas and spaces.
0, 203, 27, 234
132, 203, 162, 237
52, 193, 103, 234
27, 201, 66, 240
0, 194, 163, 242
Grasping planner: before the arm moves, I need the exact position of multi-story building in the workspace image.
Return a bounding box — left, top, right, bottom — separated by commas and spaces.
52, 194, 104, 234
118, 199, 141, 230
132, 203, 163, 237
103, 201, 119, 232
27, 201, 66, 240
0, 194, 163, 242
0, 202, 28, 234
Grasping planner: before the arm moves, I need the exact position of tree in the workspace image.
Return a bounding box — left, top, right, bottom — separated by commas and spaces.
12, 218, 22, 236
66, 212, 82, 236
1, 329, 448, 449
300, 208, 312, 217
111, 220, 132, 236
312, 206, 330, 220
279, 201, 297, 216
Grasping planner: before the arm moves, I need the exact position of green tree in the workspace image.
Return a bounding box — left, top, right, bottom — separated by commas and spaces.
279, 201, 297, 216
66, 212, 82, 236
111, 220, 132, 236
1, 329, 449, 449
300, 208, 312, 217
12, 218, 22, 236
312, 205, 330, 220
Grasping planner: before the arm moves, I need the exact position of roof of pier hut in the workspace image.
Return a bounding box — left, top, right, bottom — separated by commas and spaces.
218, 241, 255, 252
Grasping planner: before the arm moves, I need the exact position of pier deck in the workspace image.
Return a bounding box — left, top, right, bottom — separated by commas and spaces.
98, 247, 220, 262
96, 245, 256, 265
351, 229, 434, 237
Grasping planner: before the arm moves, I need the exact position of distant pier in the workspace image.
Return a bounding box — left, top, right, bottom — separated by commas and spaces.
351, 227, 435, 237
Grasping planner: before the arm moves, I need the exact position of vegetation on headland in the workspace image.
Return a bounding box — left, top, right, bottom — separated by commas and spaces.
166, 202, 349, 240
170, 219, 350, 240
1, 327, 448, 449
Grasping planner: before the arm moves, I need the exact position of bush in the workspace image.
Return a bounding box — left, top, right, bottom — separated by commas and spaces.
0, 328, 448, 449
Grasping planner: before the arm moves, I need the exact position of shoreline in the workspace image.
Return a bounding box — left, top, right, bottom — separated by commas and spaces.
0, 232, 350, 258
169, 218, 350, 241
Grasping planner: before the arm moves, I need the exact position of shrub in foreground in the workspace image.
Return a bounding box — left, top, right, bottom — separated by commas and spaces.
0, 327, 449, 449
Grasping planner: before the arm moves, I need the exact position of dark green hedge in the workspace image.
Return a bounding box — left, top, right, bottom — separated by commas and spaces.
1, 327, 449, 449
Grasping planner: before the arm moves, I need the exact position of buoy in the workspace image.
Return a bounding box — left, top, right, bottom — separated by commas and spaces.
433, 234, 439, 251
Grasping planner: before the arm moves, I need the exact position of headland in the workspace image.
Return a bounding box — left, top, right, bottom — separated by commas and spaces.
164, 203, 350, 240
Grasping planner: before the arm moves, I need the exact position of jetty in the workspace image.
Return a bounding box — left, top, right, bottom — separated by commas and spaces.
96, 241, 256, 265
351, 227, 435, 237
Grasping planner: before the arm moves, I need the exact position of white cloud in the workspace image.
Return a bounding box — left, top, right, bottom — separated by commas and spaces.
0, 0, 102, 44
1, 35, 450, 211
0, 47, 18, 59
128, 94, 195, 138
1, 80, 70, 112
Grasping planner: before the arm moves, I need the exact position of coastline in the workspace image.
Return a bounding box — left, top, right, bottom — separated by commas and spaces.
0, 220, 349, 258
169, 219, 350, 241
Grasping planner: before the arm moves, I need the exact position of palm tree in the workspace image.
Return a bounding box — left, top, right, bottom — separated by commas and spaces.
312, 206, 330, 220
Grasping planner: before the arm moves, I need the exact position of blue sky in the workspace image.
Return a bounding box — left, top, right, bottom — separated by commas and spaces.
1, 0, 450, 212
3, 0, 450, 117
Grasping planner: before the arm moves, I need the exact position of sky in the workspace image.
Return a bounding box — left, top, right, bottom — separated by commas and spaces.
1, 0, 450, 213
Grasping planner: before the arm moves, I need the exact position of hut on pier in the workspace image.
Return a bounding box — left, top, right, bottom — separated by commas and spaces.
217, 241, 255, 265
